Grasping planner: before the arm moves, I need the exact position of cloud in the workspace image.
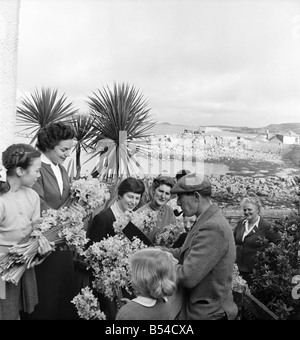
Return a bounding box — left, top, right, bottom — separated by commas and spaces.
17, 0, 300, 127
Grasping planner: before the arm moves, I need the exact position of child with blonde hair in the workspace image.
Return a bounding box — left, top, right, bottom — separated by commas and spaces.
116, 248, 178, 320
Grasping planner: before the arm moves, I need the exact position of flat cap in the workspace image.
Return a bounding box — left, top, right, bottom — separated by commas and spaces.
170, 172, 211, 194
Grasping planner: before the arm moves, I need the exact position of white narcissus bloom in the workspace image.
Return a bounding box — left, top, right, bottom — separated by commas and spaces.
71, 287, 106, 320
232, 264, 250, 293
83, 234, 147, 301
70, 177, 111, 216
154, 220, 185, 247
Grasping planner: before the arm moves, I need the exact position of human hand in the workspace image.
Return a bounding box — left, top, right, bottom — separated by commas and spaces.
37, 235, 55, 256
120, 298, 131, 306
124, 210, 133, 223
27, 236, 54, 268
114, 211, 133, 231
69, 202, 87, 218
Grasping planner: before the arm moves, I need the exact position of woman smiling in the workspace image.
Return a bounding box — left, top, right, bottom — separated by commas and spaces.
136, 175, 176, 243
233, 192, 281, 286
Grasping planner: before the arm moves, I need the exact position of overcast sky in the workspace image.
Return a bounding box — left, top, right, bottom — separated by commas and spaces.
16, 0, 300, 128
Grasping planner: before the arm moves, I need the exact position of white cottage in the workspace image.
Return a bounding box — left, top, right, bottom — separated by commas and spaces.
276, 131, 300, 145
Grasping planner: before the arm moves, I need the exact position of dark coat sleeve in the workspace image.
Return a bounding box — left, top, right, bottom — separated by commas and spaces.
262, 218, 281, 244
86, 208, 116, 244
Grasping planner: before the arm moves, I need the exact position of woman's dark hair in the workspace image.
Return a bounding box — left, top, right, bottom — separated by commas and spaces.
0, 143, 41, 194
152, 175, 175, 191
118, 177, 145, 197
36, 121, 75, 152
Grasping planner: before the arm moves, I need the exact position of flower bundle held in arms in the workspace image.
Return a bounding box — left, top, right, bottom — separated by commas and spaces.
112, 209, 159, 236
232, 263, 250, 293
154, 220, 186, 248
82, 234, 147, 301
0, 208, 89, 285
71, 286, 106, 320
69, 177, 111, 216
130, 209, 159, 235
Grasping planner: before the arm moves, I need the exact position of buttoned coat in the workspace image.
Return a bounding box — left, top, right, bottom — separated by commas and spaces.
32, 162, 70, 211
26, 161, 78, 320
169, 203, 238, 320
234, 216, 281, 273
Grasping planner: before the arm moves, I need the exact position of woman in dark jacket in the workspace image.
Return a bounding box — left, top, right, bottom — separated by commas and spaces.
233, 192, 281, 286
87, 177, 145, 319
22, 122, 84, 320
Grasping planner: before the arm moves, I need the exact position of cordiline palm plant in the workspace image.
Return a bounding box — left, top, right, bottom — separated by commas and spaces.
16, 87, 78, 143
67, 114, 95, 179
86, 83, 156, 179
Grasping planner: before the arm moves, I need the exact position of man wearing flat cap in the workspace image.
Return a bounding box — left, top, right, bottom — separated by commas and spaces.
167, 172, 238, 320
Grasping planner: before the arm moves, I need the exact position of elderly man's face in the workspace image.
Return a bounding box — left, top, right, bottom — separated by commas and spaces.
177, 193, 198, 217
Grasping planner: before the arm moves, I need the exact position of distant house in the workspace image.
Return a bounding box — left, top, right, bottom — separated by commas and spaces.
276, 131, 300, 145
251, 134, 269, 142
268, 136, 282, 145
198, 126, 223, 134
183, 129, 195, 134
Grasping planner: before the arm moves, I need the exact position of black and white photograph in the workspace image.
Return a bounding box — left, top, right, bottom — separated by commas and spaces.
0, 0, 300, 323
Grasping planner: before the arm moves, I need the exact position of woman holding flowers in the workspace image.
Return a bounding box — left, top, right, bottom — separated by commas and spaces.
136, 175, 176, 243
0, 144, 53, 320
87, 176, 145, 319
23, 122, 84, 320
87, 177, 145, 243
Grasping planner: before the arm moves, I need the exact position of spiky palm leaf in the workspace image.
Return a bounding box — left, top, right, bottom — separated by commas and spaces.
86, 83, 156, 178
17, 87, 78, 143
68, 114, 95, 179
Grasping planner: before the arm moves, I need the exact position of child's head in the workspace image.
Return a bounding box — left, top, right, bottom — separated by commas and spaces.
0, 144, 41, 194
130, 248, 177, 299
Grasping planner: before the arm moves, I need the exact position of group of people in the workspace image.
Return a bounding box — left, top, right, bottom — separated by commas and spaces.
0, 120, 281, 320
88, 170, 281, 320
0, 122, 84, 320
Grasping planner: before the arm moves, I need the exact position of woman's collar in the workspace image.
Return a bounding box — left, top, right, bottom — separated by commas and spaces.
149, 201, 166, 212
132, 296, 157, 307
41, 153, 58, 167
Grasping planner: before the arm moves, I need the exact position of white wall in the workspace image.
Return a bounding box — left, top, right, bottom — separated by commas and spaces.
283, 136, 299, 145
0, 0, 20, 155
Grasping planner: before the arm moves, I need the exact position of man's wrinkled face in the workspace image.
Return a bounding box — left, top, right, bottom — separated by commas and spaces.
177, 192, 198, 217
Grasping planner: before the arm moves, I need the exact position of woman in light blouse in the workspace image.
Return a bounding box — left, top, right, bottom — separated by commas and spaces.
233, 192, 281, 286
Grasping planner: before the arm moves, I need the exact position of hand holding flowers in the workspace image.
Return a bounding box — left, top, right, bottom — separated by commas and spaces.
154, 220, 186, 247
0, 177, 111, 286
28, 235, 55, 268
113, 210, 134, 233
0, 208, 88, 285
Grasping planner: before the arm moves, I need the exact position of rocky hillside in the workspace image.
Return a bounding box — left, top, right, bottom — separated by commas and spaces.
210, 174, 300, 209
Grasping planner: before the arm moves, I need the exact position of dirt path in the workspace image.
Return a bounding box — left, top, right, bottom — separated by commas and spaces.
285, 144, 300, 166
278, 144, 300, 177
